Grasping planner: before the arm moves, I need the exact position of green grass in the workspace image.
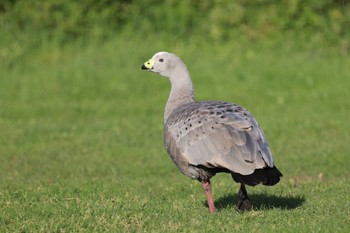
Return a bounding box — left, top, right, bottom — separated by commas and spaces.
1, 37, 349, 232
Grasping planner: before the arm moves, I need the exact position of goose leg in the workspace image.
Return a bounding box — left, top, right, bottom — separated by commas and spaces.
202, 180, 216, 213
236, 183, 252, 211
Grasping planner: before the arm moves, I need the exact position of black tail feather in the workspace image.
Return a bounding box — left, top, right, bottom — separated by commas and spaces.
231, 166, 283, 186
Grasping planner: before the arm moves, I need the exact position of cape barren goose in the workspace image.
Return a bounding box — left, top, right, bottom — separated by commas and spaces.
141, 52, 282, 213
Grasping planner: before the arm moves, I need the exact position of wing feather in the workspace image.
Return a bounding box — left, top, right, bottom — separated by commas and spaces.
165, 101, 274, 176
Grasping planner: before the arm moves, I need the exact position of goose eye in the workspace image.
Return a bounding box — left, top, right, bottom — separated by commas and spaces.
159, 58, 164, 62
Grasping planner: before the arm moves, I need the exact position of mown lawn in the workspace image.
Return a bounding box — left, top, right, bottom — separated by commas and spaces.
0, 37, 349, 232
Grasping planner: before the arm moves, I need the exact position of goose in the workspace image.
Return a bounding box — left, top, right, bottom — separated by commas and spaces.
141, 52, 282, 213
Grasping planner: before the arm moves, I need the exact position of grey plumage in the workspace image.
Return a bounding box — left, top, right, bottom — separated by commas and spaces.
142, 51, 282, 213
164, 101, 273, 181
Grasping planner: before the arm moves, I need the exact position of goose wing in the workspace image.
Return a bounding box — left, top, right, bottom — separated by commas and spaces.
165, 101, 273, 175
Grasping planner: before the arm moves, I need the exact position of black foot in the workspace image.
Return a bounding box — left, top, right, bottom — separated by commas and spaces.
236, 184, 252, 211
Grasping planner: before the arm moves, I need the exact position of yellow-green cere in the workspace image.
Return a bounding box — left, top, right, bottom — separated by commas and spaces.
144, 58, 154, 69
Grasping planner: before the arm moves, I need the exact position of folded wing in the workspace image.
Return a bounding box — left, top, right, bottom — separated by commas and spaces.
165, 102, 274, 176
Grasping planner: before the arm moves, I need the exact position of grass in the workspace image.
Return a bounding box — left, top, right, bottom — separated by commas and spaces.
0, 36, 350, 232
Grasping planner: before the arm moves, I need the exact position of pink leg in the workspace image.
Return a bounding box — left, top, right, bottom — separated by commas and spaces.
202, 180, 216, 213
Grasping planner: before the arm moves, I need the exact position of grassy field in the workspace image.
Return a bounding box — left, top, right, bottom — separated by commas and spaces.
1, 37, 350, 232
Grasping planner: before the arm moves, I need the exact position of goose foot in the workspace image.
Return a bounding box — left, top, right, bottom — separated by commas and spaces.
236, 183, 252, 211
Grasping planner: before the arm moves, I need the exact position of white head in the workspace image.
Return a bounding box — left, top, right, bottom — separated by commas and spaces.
142, 51, 195, 120
141, 51, 185, 78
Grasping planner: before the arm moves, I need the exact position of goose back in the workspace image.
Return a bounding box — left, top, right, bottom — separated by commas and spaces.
164, 101, 274, 181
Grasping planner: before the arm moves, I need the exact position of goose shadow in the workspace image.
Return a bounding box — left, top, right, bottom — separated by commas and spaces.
209, 193, 305, 211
